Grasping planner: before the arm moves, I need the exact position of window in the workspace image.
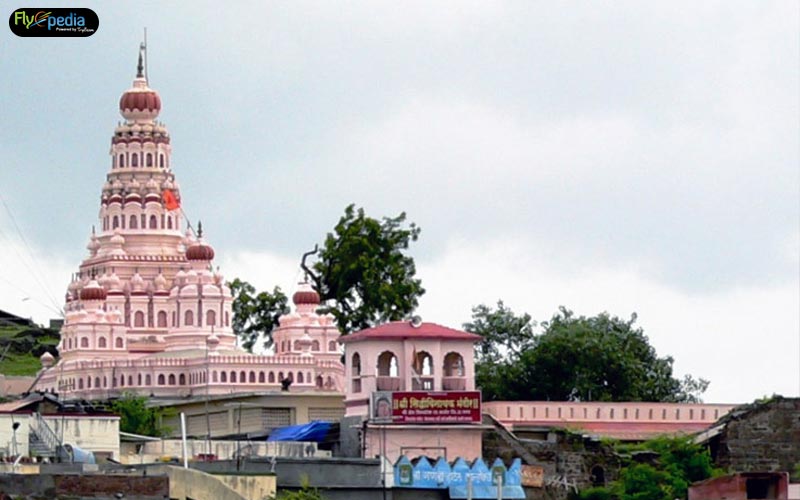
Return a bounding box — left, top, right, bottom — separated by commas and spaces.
259, 372, 265, 383
95, 377, 101, 388
157, 311, 167, 327
157, 374, 165, 385
146, 153, 153, 167
377, 351, 398, 376
352, 353, 362, 376
311, 340, 320, 351
112, 216, 119, 229
145, 374, 151, 385
221, 371, 227, 382
206, 310, 216, 326
168, 374, 176, 385
414, 351, 433, 375
443, 352, 465, 376
167, 216, 173, 229
225, 311, 229, 326
293, 340, 301, 351
268, 372, 275, 383
298, 372, 304, 383
115, 337, 123, 348
230, 371, 236, 383
134, 311, 145, 328
184, 310, 194, 326
329, 340, 337, 352
179, 374, 185, 385
240, 371, 246, 383
130, 215, 138, 229
149, 215, 158, 229
138, 374, 142, 385
249, 371, 255, 383
78, 378, 84, 389
80, 337, 89, 348
212, 371, 218, 382
159, 154, 164, 168
119, 154, 125, 167
131, 153, 138, 167
87, 377, 92, 388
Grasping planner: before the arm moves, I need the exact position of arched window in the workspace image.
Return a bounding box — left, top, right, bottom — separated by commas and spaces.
287, 372, 294, 383
95, 377, 100, 388
87, 377, 92, 388
145, 374, 151, 385
249, 371, 255, 383
103, 376, 107, 387
138, 374, 142, 386
112, 216, 119, 229
328, 340, 337, 352
78, 378, 84, 389
167, 217, 173, 229
212, 371, 218, 383
159, 154, 164, 168
316, 375, 323, 388
206, 310, 216, 326
240, 371, 246, 383
134, 311, 145, 328
146, 153, 153, 167
68, 338, 72, 350
352, 353, 362, 376
230, 371, 237, 383
157, 374, 165, 385
414, 351, 434, 375
119, 154, 125, 167
157, 311, 167, 327
119, 375, 124, 387
80, 337, 89, 348
149, 215, 158, 229
168, 374, 176, 385
268, 372, 275, 383
298, 372, 304, 383
311, 340, 320, 351
278, 371, 284, 382
184, 310, 194, 326
127, 375, 133, 386
130, 215, 138, 229
115, 337, 123, 348
259, 372, 265, 383
377, 351, 398, 376
293, 340, 301, 351
443, 352, 465, 376
179, 374, 186, 385
141, 214, 146, 228
220, 371, 227, 383
131, 153, 138, 167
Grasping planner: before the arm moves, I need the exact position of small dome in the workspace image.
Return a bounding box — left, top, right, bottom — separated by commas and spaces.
154, 272, 167, 291
206, 333, 220, 347
119, 78, 161, 121
292, 282, 320, 306
40, 351, 55, 368
186, 239, 215, 261
80, 279, 107, 301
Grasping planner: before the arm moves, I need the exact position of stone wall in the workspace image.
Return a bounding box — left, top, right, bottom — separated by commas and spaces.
711, 397, 800, 476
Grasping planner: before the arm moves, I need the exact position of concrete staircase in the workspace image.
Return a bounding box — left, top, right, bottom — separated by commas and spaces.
28, 413, 59, 459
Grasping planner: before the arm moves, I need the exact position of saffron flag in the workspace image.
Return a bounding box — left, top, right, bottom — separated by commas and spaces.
162, 189, 180, 211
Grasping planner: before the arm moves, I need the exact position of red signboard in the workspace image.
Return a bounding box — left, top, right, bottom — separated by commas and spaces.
374, 391, 482, 424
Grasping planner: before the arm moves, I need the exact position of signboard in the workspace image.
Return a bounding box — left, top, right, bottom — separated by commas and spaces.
394, 456, 525, 499
521, 465, 544, 487
372, 391, 481, 424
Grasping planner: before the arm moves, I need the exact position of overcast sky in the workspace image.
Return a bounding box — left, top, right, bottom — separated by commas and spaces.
1, 1, 797, 404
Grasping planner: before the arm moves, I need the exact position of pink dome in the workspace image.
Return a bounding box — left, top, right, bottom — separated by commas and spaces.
186, 240, 215, 261
119, 88, 161, 118
80, 280, 107, 301
293, 283, 320, 306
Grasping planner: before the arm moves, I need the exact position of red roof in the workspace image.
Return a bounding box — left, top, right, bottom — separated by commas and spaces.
339, 321, 482, 343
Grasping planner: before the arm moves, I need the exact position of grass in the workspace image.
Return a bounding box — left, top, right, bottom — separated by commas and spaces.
0, 353, 42, 376
0, 325, 60, 376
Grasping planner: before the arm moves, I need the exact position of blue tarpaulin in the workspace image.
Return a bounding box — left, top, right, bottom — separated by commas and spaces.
267, 420, 332, 442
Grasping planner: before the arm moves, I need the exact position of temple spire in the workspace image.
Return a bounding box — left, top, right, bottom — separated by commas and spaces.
136, 42, 145, 79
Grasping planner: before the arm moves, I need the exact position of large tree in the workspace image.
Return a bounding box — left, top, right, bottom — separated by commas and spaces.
228, 278, 289, 352
466, 304, 709, 402
302, 204, 425, 334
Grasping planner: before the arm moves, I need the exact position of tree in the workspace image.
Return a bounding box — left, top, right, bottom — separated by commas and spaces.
229, 278, 289, 352
465, 304, 709, 402
302, 204, 424, 334
110, 392, 169, 437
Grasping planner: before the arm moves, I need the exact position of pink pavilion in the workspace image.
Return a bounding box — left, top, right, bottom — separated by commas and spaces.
34, 54, 344, 399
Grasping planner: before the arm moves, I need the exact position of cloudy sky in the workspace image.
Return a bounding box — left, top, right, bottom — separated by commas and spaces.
0, 1, 797, 404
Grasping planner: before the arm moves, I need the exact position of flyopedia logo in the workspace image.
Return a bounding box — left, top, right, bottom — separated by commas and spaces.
9, 8, 98, 37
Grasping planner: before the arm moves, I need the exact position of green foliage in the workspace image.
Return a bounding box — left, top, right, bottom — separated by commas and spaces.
229, 278, 289, 352
110, 392, 169, 437
304, 204, 424, 334
574, 436, 719, 500
466, 305, 708, 403
273, 476, 324, 499
0, 325, 59, 376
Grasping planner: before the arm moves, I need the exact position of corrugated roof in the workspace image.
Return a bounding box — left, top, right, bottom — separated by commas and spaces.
339, 321, 481, 343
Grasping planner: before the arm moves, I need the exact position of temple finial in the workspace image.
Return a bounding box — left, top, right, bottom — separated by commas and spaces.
197, 221, 203, 238
136, 42, 145, 78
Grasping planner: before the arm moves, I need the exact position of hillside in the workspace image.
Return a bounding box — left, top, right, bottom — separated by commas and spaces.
0, 324, 60, 376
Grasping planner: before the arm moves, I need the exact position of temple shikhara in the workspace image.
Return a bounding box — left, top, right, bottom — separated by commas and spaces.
34, 53, 344, 399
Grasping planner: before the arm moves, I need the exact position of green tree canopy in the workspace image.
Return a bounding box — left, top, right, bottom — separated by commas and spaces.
466, 304, 709, 403
228, 278, 289, 352
302, 204, 425, 334
110, 392, 169, 437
